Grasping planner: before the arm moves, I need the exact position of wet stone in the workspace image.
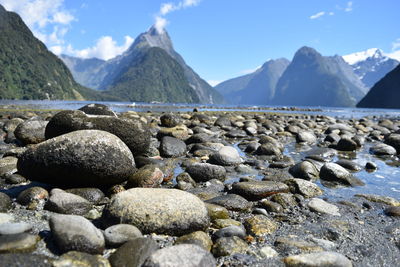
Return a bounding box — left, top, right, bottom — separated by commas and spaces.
0, 222, 32, 235
335, 159, 362, 172
0, 233, 39, 253
0, 156, 18, 176
160, 113, 180, 127
275, 237, 323, 253
50, 214, 105, 254
17, 186, 48, 210
78, 103, 116, 116
320, 163, 365, 187
289, 161, 319, 181
143, 244, 216, 267
308, 198, 341, 216
14, 120, 48, 145
370, 143, 397, 156
205, 194, 252, 211
214, 226, 246, 240
209, 146, 243, 166
284, 251, 352, 267
231, 180, 289, 201
285, 178, 323, 198
102, 188, 210, 235
244, 215, 278, 237
270, 193, 298, 209
336, 137, 358, 151
53, 251, 111, 267
205, 203, 230, 220
0, 254, 52, 267
45, 189, 92, 216
259, 199, 284, 213
213, 219, 243, 229
186, 163, 226, 182
175, 231, 213, 251
385, 206, 400, 216
104, 224, 143, 247
160, 136, 187, 158
126, 165, 163, 188
212, 236, 249, 257
0, 192, 12, 212
64, 188, 105, 204
109, 237, 158, 267
355, 194, 400, 206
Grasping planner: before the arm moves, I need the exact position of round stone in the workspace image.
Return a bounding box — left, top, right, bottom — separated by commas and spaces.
209, 146, 243, 166
104, 224, 143, 247
50, 214, 105, 254
160, 136, 187, 158
284, 251, 352, 267
308, 198, 340, 216
186, 163, 226, 182
17, 130, 135, 187
231, 180, 289, 200
45, 189, 92, 215
102, 188, 210, 235
14, 120, 48, 145
143, 244, 216, 267
212, 236, 249, 257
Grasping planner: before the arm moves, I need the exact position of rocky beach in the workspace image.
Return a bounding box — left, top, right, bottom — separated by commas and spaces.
0, 103, 399, 267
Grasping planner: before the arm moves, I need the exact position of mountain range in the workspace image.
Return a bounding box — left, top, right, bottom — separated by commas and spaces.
216, 47, 399, 107
0, 4, 111, 101
357, 64, 400, 108
61, 26, 223, 104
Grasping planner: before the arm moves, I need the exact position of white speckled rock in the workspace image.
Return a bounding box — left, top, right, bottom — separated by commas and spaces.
103, 188, 210, 235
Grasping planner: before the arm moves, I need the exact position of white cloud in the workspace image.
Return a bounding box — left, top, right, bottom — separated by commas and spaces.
392, 38, 400, 51
329, 12, 335, 16
64, 35, 134, 60
0, 0, 75, 47
310, 11, 325, 20
207, 80, 222, 87
155, 16, 168, 34
386, 38, 400, 61
345, 1, 353, 12
154, 0, 202, 32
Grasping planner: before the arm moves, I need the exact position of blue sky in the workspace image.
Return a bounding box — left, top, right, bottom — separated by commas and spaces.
1, 0, 399, 85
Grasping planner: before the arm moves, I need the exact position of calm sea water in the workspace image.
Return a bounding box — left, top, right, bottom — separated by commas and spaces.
1, 100, 399, 200
1, 99, 400, 119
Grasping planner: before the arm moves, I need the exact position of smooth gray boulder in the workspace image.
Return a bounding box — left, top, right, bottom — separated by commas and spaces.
50, 214, 105, 254
103, 188, 210, 235
17, 130, 135, 187
45, 110, 150, 156
14, 120, 48, 145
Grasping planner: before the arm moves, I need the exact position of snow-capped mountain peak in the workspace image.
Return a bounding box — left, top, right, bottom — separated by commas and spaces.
343, 48, 384, 65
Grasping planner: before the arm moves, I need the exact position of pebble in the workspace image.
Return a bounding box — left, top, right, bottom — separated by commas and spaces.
308, 198, 341, 216
212, 236, 249, 257
175, 231, 213, 251
104, 224, 143, 247
285, 178, 323, 198
284, 251, 352, 267
209, 146, 243, 166
49, 214, 105, 254
289, 161, 319, 181
384, 206, 400, 216
213, 226, 246, 240
45, 189, 92, 215
143, 244, 216, 267
186, 163, 226, 182
53, 251, 111, 267
355, 194, 400, 206
14, 120, 48, 145
0, 213, 14, 224
126, 165, 164, 188
205, 203, 230, 220
64, 188, 105, 204
0, 156, 18, 176
320, 163, 365, 187
160, 136, 187, 157
0, 192, 12, 212
109, 237, 158, 267
0, 222, 32, 235
370, 143, 397, 156
244, 215, 278, 237
0, 233, 39, 253
231, 180, 289, 200
205, 194, 252, 211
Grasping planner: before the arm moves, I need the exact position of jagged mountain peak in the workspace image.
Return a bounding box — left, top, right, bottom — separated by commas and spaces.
343, 48, 385, 65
